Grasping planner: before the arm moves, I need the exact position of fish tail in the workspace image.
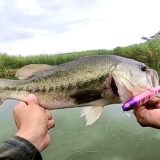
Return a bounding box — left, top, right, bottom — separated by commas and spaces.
0, 78, 21, 105
0, 78, 19, 87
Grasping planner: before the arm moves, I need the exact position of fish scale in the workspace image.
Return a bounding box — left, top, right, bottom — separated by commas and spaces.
0, 55, 159, 126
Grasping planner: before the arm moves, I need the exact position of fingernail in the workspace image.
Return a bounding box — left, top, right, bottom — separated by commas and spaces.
27, 94, 35, 99
26, 94, 38, 104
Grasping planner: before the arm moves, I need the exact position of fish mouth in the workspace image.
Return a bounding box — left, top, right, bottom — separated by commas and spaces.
111, 77, 119, 97
110, 76, 133, 102
110, 75, 153, 103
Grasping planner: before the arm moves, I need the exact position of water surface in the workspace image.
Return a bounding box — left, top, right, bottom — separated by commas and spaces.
0, 100, 160, 160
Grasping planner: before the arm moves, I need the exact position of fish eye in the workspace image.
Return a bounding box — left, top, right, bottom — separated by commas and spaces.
139, 64, 148, 72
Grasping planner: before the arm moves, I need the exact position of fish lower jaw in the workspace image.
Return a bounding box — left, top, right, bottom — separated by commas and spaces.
118, 89, 133, 103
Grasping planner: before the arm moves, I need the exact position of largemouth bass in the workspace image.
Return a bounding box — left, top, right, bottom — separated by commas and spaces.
0, 55, 159, 125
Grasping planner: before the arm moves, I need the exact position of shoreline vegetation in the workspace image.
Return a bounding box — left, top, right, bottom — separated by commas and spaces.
0, 39, 160, 79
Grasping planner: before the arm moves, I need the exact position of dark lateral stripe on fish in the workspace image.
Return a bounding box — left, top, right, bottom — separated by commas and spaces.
76, 76, 106, 89
71, 90, 102, 104
2, 75, 106, 94
3, 86, 46, 93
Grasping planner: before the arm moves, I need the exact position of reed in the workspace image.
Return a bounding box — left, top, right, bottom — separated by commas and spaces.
0, 40, 159, 78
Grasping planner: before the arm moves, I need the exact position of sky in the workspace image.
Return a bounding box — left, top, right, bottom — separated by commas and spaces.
0, 0, 160, 56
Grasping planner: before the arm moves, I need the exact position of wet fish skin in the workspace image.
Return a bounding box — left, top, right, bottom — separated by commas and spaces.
0, 55, 159, 125
0, 56, 115, 108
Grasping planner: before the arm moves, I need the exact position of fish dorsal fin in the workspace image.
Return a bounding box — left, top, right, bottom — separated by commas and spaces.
80, 106, 103, 126
15, 64, 55, 79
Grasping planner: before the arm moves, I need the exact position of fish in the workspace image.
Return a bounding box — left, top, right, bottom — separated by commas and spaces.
0, 55, 159, 125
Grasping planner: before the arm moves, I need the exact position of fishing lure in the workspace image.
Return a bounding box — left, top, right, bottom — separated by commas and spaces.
122, 86, 160, 111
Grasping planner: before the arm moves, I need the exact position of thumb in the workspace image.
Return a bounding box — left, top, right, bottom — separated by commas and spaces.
25, 94, 38, 105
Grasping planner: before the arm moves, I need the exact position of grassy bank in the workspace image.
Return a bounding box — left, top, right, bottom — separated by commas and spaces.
0, 40, 160, 78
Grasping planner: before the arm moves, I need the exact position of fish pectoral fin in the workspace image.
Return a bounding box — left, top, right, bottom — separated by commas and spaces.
15, 64, 55, 80
124, 110, 133, 117
80, 106, 103, 126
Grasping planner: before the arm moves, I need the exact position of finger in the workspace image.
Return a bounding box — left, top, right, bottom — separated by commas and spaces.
14, 118, 20, 129
145, 97, 160, 106
143, 109, 160, 128
45, 110, 52, 120
14, 101, 28, 110
155, 102, 160, 108
134, 105, 160, 128
13, 112, 20, 129
134, 105, 146, 115
26, 94, 38, 105
43, 133, 51, 150
12, 101, 28, 128
39, 133, 51, 151
48, 119, 55, 129
151, 97, 160, 102
146, 98, 160, 109
154, 97, 160, 108
134, 105, 151, 125
13, 110, 21, 129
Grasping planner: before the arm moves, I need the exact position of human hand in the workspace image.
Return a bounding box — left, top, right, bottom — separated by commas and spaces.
13, 94, 55, 151
134, 97, 160, 129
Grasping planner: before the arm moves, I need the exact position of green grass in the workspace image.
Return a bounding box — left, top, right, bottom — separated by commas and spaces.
113, 40, 160, 70
0, 39, 160, 78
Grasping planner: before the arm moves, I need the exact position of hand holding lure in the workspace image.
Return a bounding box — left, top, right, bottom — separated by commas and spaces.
122, 86, 160, 111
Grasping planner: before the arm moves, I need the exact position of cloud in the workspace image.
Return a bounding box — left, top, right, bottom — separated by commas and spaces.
0, 0, 160, 55
0, 27, 33, 42
0, 0, 100, 43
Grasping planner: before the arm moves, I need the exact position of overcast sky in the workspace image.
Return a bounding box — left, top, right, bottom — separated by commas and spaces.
0, 0, 160, 56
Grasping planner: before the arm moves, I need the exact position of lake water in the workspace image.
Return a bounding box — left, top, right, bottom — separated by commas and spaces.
0, 100, 160, 160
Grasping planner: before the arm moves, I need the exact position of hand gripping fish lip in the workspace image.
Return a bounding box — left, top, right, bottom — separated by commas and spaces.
122, 86, 160, 111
